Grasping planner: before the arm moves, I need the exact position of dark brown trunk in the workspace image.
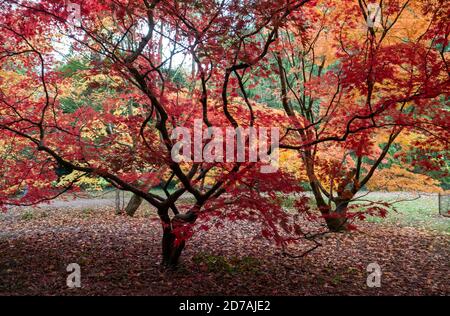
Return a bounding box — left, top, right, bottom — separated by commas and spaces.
324, 201, 349, 232
161, 225, 185, 268
302, 151, 347, 231
302, 149, 352, 232
159, 206, 198, 268
125, 194, 143, 216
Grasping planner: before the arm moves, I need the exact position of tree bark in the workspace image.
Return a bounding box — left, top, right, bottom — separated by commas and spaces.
302, 151, 352, 232
160, 207, 198, 268
324, 200, 349, 232
125, 193, 143, 216
161, 225, 186, 268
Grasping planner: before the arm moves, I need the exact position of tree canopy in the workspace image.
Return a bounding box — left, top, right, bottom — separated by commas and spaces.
0, 0, 448, 266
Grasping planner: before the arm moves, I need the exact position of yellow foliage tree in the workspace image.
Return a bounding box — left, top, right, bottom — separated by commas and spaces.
366, 165, 442, 193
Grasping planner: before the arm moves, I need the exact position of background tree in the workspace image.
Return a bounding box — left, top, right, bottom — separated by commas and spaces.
259, 0, 449, 230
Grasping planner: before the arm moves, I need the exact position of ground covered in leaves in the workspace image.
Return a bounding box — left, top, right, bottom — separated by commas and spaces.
0, 197, 449, 296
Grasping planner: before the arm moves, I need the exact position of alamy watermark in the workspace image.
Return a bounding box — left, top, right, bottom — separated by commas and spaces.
170, 120, 280, 173
66, 263, 81, 288
366, 262, 382, 288
66, 1, 81, 27
366, 3, 382, 29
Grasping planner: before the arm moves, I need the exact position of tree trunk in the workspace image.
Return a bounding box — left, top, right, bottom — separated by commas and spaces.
324, 201, 349, 232
159, 207, 198, 268
125, 194, 143, 216
302, 152, 352, 232
161, 225, 185, 268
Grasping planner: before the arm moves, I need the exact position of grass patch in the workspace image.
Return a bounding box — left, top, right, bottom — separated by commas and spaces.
363, 193, 449, 234
20, 211, 35, 221
282, 192, 449, 234
192, 253, 261, 274
81, 208, 93, 219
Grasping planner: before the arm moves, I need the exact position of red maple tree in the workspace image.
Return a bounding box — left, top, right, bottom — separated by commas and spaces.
0, 0, 448, 267
0, 0, 317, 266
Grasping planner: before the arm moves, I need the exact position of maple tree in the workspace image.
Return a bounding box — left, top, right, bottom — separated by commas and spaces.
262, 0, 449, 230
0, 0, 318, 266
0, 0, 448, 268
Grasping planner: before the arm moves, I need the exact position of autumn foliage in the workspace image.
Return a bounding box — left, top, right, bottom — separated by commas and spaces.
0, 0, 448, 266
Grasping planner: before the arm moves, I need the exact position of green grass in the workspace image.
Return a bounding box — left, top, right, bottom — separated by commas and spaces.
80, 208, 93, 219
192, 253, 261, 274
20, 211, 35, 221
362, 193, 449, 234
282, 192, 449, 234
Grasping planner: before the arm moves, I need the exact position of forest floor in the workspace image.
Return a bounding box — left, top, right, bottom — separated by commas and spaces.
0, 192, 449, 295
